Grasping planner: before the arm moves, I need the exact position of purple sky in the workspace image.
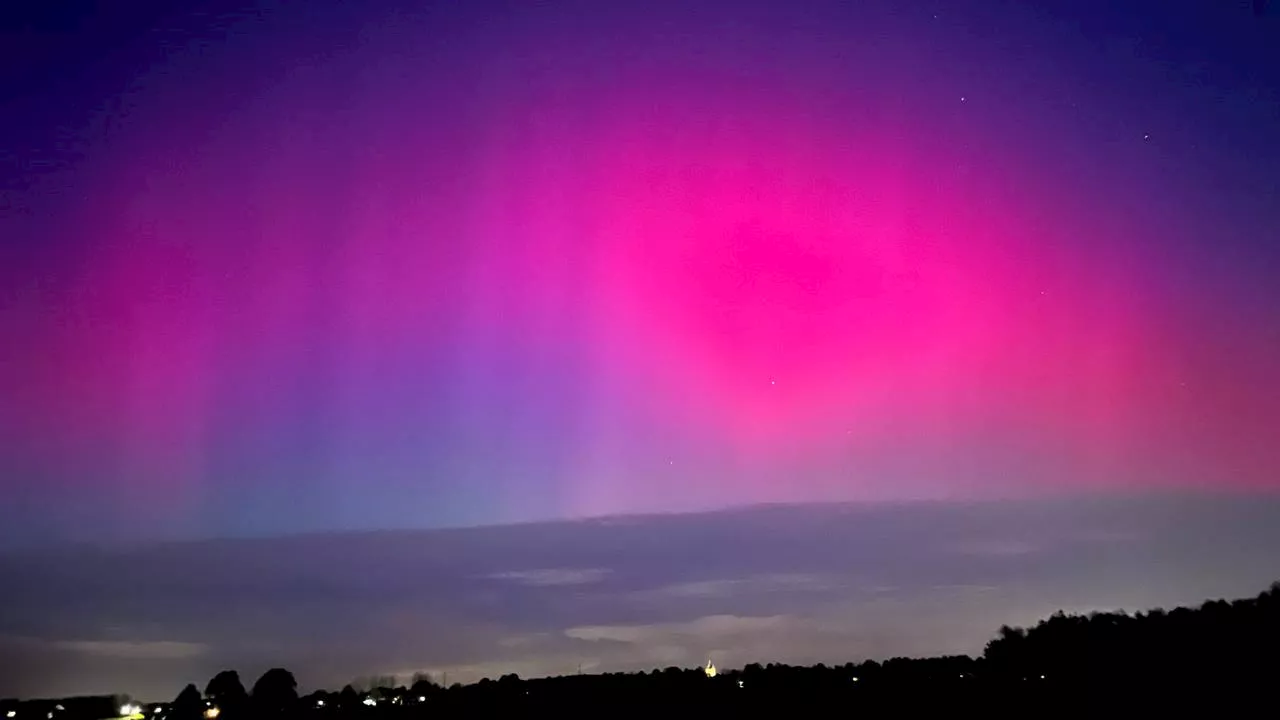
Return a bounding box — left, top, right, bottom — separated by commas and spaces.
1, 0, 1278, 543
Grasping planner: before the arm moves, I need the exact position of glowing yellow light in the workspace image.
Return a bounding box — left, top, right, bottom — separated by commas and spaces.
203, 708, 220, 719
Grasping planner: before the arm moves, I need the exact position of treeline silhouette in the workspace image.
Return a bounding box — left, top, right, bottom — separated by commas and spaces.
984, 581, 1279, 687
5, 582, 1278, 717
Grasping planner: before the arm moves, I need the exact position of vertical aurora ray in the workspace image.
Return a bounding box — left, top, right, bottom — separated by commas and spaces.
1, 0, 1277, 541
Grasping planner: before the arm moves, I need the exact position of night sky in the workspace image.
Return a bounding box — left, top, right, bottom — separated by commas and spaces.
1, 0, 1278, 699
2, 0, 1278, 541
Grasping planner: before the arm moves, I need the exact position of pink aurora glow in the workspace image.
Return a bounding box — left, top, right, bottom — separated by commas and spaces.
1, 4, 1277, 538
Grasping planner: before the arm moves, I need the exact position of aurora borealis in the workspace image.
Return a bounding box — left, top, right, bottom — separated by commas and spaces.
2, 0, 1278, 541
2, 0, 1280, 702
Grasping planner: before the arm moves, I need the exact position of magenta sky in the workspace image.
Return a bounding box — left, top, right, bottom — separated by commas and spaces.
1, 0, 1278, 543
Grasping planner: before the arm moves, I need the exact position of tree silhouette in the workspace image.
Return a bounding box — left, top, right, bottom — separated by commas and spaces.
409, 672, 438, 699
338, 684, 359, 709
170, 684, 203, 720
204, 670, 247, 716
251, 668, 298, 713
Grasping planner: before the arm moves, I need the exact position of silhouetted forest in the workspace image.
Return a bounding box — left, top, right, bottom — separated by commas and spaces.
5, 582, 1278, 718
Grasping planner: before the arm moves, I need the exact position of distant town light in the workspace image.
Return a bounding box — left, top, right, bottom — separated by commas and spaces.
120, 704, 142, 716
418, 697, 426, 703
203, 708, 219, 719
851, 676, 859, 682
6, 711, 14, 718
153, 709, 161, 715
737, 680, 744, 688
1040, 675, 1046, 680
315, 700, 324, 707
362, 699, 376, 707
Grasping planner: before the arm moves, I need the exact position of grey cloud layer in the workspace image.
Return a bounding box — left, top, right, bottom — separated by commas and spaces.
2, 492, 1278, 700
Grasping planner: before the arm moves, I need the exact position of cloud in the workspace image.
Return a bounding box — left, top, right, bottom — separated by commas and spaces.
950, 540, 1040, 557
484, 568, 612, 587
556, 614, 822, 673
565, 614, 796, 644
640, 573, 836, 599
52, 640, 208, 660
2, 492, 1279, 699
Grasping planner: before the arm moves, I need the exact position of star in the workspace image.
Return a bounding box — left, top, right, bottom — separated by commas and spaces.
1143, 133, 1151, 141
960, 96, 967, 102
